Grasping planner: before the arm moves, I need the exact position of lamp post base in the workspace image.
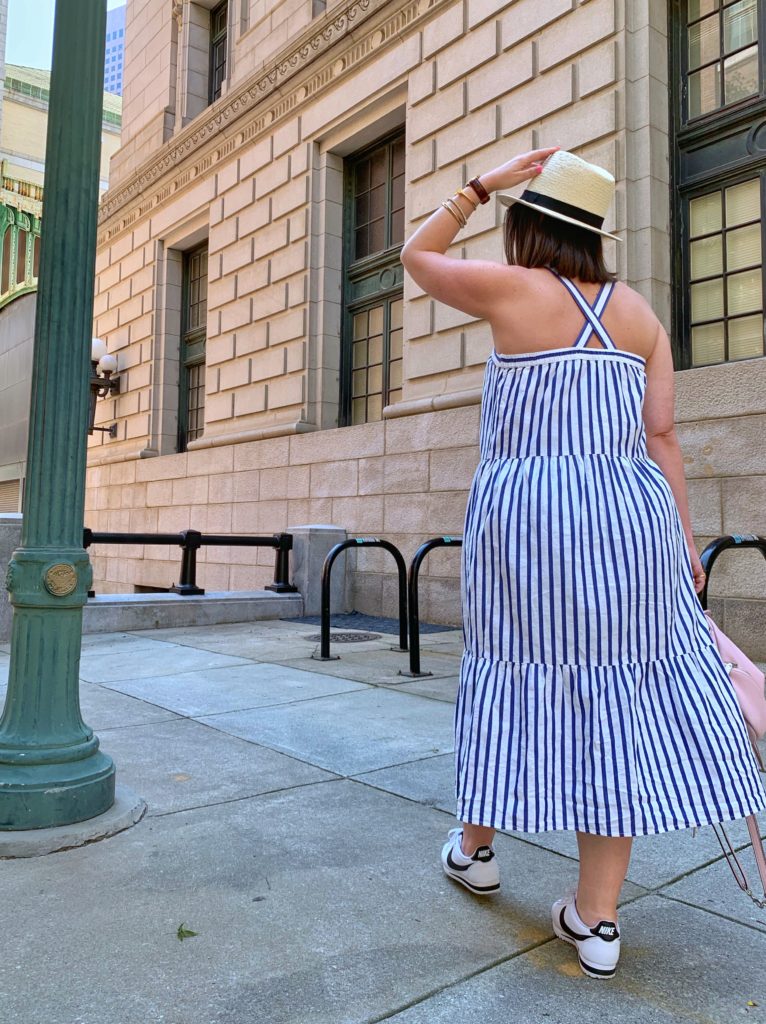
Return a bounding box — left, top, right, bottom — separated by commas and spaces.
0, 751, 115, 831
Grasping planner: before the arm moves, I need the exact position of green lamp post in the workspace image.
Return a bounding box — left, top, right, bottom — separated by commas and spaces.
0, 0, 115, 829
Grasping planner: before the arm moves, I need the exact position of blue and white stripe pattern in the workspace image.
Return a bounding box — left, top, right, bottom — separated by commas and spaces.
456, 271, 766, 836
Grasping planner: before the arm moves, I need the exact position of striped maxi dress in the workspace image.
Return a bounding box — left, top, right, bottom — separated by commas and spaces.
455, 269, 766, 837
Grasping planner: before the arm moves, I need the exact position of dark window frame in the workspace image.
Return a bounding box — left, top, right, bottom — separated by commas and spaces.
178, 244, 208, 452
339, 129, 405, 427
670, 0, 766, 368
209, 0, 228, 104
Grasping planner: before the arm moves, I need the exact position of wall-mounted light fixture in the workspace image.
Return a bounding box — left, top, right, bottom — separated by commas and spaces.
88, 337, 119, 437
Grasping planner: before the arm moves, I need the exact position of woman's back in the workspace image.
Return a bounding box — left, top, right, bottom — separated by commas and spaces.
490, 266, 658, 364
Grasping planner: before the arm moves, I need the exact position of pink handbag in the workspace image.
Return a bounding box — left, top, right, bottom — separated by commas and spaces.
702, 610, 766, 908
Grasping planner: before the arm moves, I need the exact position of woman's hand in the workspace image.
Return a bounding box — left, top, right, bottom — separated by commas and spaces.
688, 545, 707, 595
481, 147, 560, 193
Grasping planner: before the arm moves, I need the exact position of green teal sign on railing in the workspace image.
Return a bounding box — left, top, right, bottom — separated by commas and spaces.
0, 165, 43, 310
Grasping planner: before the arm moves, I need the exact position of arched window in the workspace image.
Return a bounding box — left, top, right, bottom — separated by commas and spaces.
1, 229, 11, 295
16, 229, 27, 286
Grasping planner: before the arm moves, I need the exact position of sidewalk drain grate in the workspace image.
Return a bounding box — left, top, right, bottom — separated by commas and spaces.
304, 631, 381, 644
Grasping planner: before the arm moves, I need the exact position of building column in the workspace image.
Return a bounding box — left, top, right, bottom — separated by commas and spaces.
0, 0, 115, 830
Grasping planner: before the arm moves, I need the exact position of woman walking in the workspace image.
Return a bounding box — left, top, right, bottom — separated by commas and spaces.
400, 148, 766, 979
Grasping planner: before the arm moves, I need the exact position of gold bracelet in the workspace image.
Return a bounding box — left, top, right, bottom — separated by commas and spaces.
440, 199, 465, 228
457, 186, 480, 209
444, 195, 468, 227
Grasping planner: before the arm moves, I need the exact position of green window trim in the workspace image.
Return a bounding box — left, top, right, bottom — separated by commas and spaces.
340, 130, 405, 427
178, 245, 208, 452
0, 205, 42, 310
210, 1, 228, 104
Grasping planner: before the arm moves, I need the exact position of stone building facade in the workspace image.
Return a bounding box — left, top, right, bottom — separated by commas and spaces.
87, 0, 766, 652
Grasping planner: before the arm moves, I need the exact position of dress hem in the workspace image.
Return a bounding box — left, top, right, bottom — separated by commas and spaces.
454, 800, 766, 838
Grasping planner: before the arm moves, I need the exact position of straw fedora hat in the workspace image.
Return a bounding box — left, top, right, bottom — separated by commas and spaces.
496, 150, 621, 241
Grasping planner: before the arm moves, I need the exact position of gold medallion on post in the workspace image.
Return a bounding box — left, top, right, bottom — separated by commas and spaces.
44, 563, 78, 597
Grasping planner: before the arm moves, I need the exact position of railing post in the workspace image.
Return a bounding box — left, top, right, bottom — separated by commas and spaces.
170, 530, 204, 596
399, 536, 462, 678
265, 533, 298, 594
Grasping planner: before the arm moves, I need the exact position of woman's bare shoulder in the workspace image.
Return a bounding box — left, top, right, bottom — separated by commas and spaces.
609, 281, 662, 354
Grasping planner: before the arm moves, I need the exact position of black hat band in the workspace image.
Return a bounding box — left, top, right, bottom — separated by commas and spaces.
518, 190, 604, 230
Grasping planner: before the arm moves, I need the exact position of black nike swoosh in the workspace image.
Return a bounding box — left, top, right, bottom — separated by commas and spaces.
559, 906, 590, 942
446, 848, 470, 872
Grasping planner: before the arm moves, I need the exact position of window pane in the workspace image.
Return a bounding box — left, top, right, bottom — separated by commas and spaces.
352, 398, 366, 425
353, 311, 367, 341
368, 334, 383, 364
725, 177, 760, 225
723, 0, 757, 53
352, 339, 367, 368
727, 267, 762, 313
728, 314, 764, 358
352, 368, 366, 398
370, 149, 386, 187
690, 191, 722, 235
370, 183, 385, 220
688, 63, 721, 116
726, 222, 761, 270
370, 218, 385, 253
369, 305, 384, 336
690, 235, 723, 278
723, 45, 759, 103
691, 278, 724, 320
688, 0, 719, 20
368, 363, 383, 393
355, 225, 369, 260
367, 394, 383, 421
355, 193, 369, 226
691, 322, 725, 364
389, 359, 402, 389
688, 13, 720, 69
390, 298, 403, 330
391, 209, 404, 246
16, 230, 27, 285
389, 328, 403, 360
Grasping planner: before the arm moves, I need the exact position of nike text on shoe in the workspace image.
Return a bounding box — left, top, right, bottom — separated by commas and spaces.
441, 828, 500, 895
551, 893, 621, 979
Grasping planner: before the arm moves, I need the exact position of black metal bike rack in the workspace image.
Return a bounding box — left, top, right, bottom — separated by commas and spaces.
83, 528, 296, 596
312, 538, 408, 660
399, 535, 463, 677
698, 533, 766, 610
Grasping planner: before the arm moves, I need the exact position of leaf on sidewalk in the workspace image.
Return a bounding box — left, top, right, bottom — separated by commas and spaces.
176, 923, 199, 941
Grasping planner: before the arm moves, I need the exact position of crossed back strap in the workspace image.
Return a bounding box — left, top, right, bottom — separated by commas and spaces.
546, 267, 618, 351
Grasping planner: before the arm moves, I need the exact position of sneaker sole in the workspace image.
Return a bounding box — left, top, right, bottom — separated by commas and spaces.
551, 907, 617, 980
441, 864, 500, 895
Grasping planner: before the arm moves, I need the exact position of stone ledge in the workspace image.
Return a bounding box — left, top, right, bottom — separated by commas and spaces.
82, 591, 304, 634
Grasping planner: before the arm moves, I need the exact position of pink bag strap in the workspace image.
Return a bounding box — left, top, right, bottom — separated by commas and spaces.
712, 815, 766, 909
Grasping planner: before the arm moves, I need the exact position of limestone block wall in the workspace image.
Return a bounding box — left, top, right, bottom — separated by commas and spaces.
676, 360, 766, 660
88, 0, 766, 651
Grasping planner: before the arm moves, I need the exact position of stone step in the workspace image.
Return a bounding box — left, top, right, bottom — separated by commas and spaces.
82, 590, 303, 634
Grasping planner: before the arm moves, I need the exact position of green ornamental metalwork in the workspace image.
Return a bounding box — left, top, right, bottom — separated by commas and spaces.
0, 0, 114, 829
0, 202, 42, 310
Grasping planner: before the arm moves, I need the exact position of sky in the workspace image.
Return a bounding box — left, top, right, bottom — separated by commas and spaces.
6, 0, 125, 70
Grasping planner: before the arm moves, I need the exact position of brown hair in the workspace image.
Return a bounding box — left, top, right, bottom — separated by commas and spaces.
503, 202, 616, 284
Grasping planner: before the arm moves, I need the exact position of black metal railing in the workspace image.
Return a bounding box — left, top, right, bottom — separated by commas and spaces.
399, 535, 462, 677
313, 537, 408, 660
699, 533, 766, 610
83, 528, 297, 596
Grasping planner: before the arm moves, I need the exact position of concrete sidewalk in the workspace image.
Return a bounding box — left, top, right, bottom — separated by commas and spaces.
0, 619, 765, 1024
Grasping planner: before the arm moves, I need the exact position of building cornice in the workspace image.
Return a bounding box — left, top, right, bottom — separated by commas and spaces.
97, 0, 446, 244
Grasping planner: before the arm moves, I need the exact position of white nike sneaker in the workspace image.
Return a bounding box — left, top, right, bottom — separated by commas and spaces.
551, 892, 621, 979
441, 828, 500, 895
